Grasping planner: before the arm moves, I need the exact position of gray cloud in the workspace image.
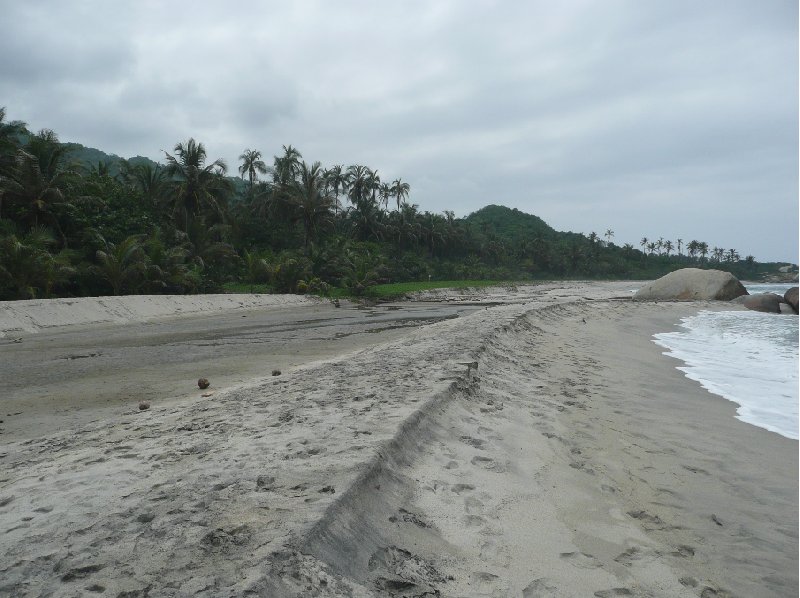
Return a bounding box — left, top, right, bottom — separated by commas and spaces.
1, 0, 796, 261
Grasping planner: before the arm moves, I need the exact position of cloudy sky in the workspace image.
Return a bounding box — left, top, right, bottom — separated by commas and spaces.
2, 0, 797, 262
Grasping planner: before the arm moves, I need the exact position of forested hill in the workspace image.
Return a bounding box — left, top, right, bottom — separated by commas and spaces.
465, 205, 557, 241
0, 108, 791, 301
62, 142, 159, 178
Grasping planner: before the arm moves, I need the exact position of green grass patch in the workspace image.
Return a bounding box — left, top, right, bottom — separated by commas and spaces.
366, 280, 527, 299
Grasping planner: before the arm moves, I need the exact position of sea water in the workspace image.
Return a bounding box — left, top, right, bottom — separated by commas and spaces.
653, 284, 799, 440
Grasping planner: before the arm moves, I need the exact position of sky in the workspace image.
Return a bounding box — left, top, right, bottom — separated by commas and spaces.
1, 0, 797, 262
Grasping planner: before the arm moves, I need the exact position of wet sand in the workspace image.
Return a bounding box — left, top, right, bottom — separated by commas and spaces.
0, 283, 796, 597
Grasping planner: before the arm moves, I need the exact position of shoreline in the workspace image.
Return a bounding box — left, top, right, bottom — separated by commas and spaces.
1, 288, 796, 596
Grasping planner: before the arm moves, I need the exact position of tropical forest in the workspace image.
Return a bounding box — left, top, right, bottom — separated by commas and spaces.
0, 108, 784, 301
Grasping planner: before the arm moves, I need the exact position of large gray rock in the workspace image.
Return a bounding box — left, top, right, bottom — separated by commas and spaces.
634, 268, 748, 301
735, 293, 785, 313
785, 287, 798, 313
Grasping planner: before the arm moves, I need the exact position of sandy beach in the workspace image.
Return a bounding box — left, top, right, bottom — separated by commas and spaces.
0, 283, 796, 597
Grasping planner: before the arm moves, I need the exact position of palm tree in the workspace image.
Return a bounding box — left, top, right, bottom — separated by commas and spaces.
698, 242, 709, 262
272, 145, 302, 186
163, 138, 231, 231
93, 234, 149, 295
130, 163, 168, 209
0, 226, 72, 299
366, 168, 381, 205
687, 240, 699, 260
0, 107, 26, 170
379, 182, 392, 211
289, 161, 336, 249
676, 238, 683, 257
640, 237, 648, 252
663, 240, 673, 256
238, 149, 268, 190
345, 164, 370, 209
323, 164, 346, 196
391, 178, 410, 211
1, 130, 77, 241
604, 229, 614, 245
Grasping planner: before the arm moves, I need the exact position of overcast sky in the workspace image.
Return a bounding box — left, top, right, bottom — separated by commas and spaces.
2, 0, 797, 262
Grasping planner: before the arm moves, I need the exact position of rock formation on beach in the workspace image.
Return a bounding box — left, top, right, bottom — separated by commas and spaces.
785, 287, 798, 313
730, 287, 799, 315
732, 293, 787, 313
634, 268, 748, 301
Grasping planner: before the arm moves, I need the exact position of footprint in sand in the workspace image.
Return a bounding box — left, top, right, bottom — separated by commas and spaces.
594, 589, 633, 597
460, 435, 487, 449
613, 546, 644, 566
559, 551, 601, 569
522, 578, 558, 597
465, 514, 487, 527
464, 496, 484, 514
470, 455, 506, 473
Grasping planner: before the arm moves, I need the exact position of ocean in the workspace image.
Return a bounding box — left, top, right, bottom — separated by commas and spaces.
653, 283, 799, 440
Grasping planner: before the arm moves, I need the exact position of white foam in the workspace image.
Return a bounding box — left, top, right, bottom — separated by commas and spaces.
654, 310, 799, 440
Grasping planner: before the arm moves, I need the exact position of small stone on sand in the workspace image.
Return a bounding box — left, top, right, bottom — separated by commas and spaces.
272, 369, 281, 376
138, 401, 150, 411
198, 378, 210, 389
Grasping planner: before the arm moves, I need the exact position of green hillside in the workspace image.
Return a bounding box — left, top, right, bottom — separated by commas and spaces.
465, 205, 556, 241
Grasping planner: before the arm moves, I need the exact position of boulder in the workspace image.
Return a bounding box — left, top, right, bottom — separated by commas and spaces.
634, 268, 748, 301
785, 287, 798, 313
736, 293, 785, 313
779, 302, 796, 315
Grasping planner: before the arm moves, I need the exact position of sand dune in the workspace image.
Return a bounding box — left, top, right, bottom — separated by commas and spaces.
0, 286, 796, 597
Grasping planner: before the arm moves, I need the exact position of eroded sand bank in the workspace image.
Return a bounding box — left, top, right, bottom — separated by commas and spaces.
1, 284, 796, 597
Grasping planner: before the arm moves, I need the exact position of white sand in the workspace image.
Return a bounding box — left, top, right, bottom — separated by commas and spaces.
0, 285, 796, 597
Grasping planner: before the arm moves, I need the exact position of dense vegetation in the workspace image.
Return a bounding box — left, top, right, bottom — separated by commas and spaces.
0, 108, 786, 301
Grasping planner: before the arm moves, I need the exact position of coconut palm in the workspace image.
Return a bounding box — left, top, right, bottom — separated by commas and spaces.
345, 164, 370, 208
1, 130, 77, 240
130, 163, 168, 209
163, 138, 231, 231
687, 240, 699, 260
366, 168, 381, 205
0, 107, 26, 162
272, 145, 302, 186
323, 164, 346, 197
238, 149, 268, 190
391, 178, 410, 211
289, 161, 336, 249
0, 226, 73, 299
93, 234, 149, 295
604, 229, 614, 245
